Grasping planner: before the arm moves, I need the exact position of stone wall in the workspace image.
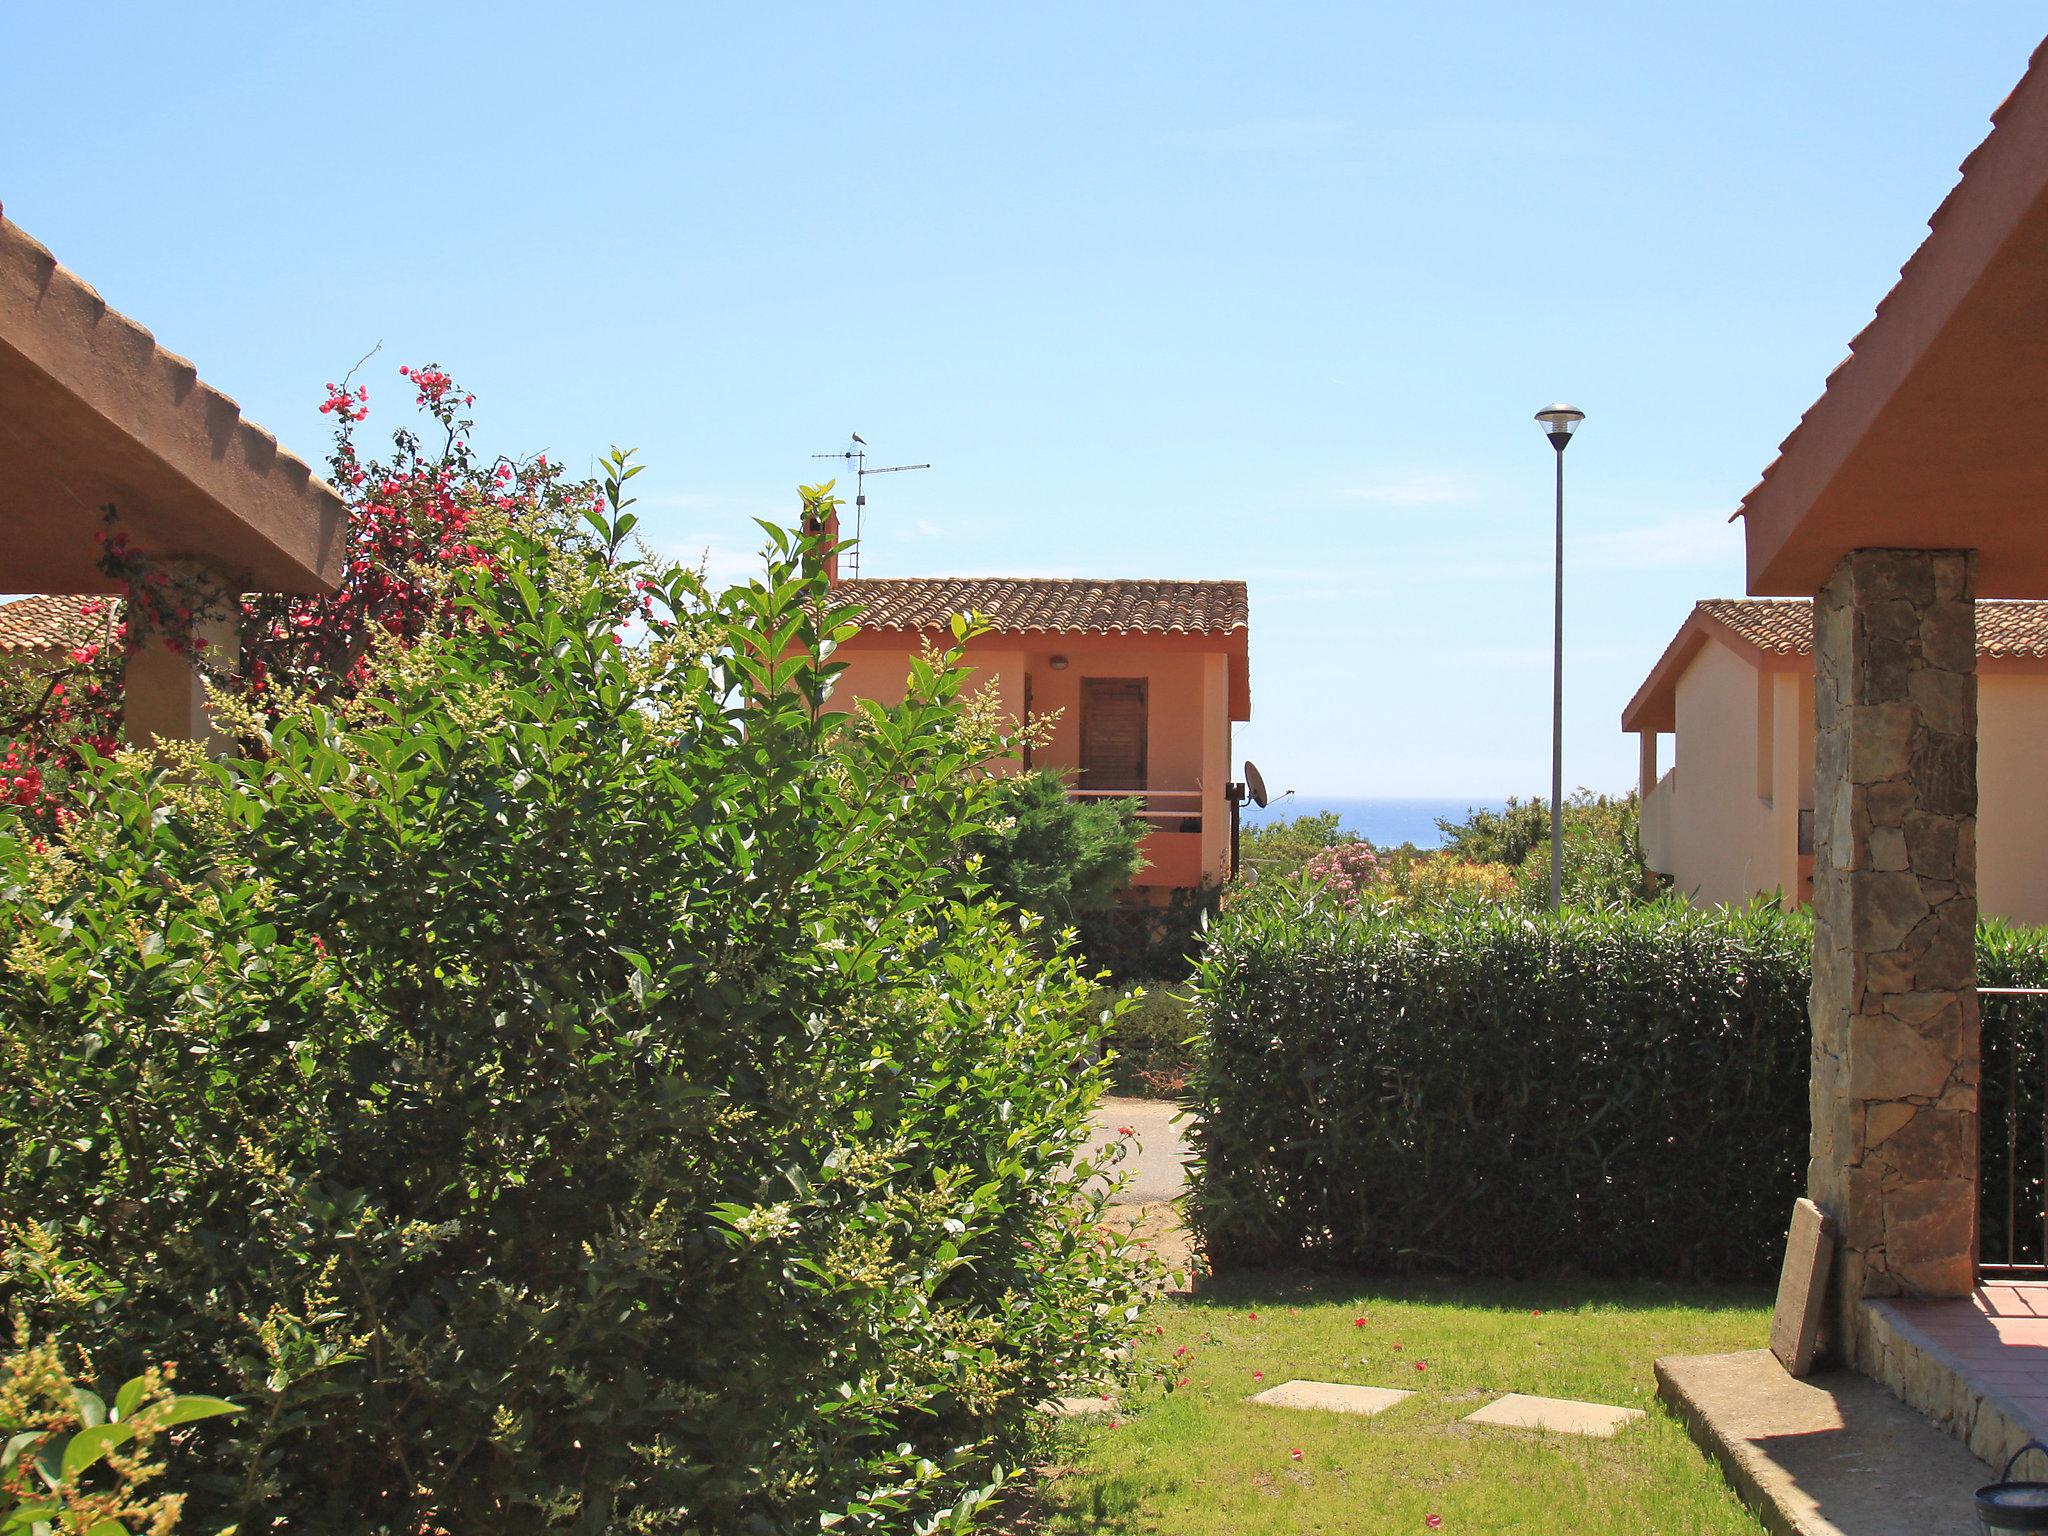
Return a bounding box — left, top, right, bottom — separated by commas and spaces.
1808, 549, 1979, 1366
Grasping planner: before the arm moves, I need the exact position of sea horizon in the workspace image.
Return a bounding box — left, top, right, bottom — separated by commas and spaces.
1240, 794, 1518, 851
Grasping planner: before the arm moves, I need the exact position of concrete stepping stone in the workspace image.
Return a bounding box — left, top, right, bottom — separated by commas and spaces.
1462, 1392, 1645, 1438
1248, 1380, 1415, 1417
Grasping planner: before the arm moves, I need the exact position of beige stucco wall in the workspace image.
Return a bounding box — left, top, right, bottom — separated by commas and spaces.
1641, 642, 2048, 921
827, 639, 1234, 887
1642, 639, 1799, 906
1978, 672, 2048, 924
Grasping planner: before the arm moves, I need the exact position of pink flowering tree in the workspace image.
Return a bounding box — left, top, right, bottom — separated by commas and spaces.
0, 363, 598, 819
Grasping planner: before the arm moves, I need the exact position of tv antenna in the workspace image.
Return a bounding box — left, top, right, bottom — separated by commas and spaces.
809, 433, 930, 579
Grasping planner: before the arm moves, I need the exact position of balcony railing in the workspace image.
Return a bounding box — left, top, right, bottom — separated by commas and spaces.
1067, 787, 1203, 832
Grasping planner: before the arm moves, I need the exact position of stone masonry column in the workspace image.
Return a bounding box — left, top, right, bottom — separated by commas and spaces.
1809, 549, 1979, 1368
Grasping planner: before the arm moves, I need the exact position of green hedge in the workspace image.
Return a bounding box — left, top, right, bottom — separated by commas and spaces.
1190, 898, 1818, 1280
1978, 921, 2048, 1267
1191, 896, 2048, 1281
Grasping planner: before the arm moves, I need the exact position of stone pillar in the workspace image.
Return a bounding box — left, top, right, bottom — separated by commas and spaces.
1809, 549, 1979, 1367
123, 570, 241, 750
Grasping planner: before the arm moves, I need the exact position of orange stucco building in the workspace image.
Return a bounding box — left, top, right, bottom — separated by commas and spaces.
828, 574, 1250, 893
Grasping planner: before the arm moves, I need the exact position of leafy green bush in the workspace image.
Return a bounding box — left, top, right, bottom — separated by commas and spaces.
1071, 881, 1222, 984
0, 487, 1158, 1533
1, 1330, 239, 1535
966, 769, 1146, 925
1189, 895, 1818, 1280
1098, 987, 1198, 1098
1437, 791, 1656, 909
1239, 811, 1358, 884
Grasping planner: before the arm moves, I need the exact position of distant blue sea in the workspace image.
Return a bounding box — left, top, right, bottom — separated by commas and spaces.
1240, 795, 1511, 851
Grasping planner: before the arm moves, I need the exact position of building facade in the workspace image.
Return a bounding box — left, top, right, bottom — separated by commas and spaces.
827, 576, 1250, 894
1624, 597, 2048, 921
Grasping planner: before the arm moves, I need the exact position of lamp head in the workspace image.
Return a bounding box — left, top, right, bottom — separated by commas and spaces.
1535, 403, 1585, 451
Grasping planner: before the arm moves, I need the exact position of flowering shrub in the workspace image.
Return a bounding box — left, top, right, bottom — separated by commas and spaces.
1395, 852, 1518, 907
1298, 841, 1382, 905
1, 476, 1160, 1530
0, 363, 585, 823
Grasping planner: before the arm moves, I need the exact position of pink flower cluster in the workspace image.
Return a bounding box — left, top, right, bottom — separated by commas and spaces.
1300, 841, 1383, 906
399, 363, 471, 409
319, 382, 370, 422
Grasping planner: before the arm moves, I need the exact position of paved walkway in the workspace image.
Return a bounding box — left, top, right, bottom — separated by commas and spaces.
1085, 1097, 1191, 1205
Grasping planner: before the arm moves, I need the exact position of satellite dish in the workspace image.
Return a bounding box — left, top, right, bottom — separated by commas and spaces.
1244, 761, 1270, 809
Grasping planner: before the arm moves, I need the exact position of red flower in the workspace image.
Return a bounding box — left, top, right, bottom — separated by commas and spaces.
1414, 1360, 1427, 1372
1426, 1517, 1443, 1530
1354, 1317, 1368, 1328
1252, 1371, 1264, 1381
1289, 1448, 1302, 1462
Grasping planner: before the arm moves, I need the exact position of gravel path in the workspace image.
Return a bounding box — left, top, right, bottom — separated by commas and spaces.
1085, 1096, 1190, 1205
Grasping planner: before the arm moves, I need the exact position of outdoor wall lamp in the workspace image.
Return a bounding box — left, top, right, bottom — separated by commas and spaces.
1534, 403, 1585, 912
1049, 655, 1069, 670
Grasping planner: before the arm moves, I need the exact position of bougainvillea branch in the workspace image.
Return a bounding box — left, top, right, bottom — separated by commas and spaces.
0, 364, 596, 821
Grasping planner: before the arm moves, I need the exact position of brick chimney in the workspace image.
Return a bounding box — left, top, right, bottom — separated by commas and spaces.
802, 501, 842, 583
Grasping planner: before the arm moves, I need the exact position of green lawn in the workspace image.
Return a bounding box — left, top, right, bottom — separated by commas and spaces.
1027, 1273, 1772, 1535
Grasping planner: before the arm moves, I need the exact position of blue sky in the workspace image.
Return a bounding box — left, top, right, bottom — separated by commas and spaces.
7, 5, 2043, 796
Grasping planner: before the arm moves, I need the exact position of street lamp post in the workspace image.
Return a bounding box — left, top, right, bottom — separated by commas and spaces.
1534, 404, 1585, 913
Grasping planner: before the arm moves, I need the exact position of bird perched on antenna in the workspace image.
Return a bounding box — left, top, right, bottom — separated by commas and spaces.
808, 433, 930, 579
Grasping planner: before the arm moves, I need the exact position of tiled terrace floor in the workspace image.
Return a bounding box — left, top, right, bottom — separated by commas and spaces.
1876, 1278, 2048, 1466
1892, 1281, 2048, 1414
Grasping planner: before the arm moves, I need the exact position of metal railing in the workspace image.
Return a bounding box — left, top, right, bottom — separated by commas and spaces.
1067, 787, 1203, 832
1981, 986, 2048, 1276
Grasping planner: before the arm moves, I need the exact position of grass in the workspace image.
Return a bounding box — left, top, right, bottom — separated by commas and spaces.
1025, 1272, 1773, 1535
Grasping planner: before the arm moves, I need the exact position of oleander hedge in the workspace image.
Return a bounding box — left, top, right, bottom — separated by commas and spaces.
1191, 895, 2048, 1281
1189, 897, 1817, 1280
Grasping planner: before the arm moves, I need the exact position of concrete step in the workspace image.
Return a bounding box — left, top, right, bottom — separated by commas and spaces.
1656, 1349, 1990, 1535
1861, 1295, 2048, 1471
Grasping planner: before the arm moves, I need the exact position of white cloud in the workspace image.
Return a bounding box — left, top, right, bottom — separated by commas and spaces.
1572, 510, 1739, 572
1339, 471, 1477, 507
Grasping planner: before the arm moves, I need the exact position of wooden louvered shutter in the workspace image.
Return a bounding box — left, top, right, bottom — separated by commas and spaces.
1080, 678, 1147, 791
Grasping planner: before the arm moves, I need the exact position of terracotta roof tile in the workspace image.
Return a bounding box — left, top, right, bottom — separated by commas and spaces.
1699, 597, 2048, 659
1696, 599, 1814, 655
843, 578, 1248, 637
0, 594, 110, 655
